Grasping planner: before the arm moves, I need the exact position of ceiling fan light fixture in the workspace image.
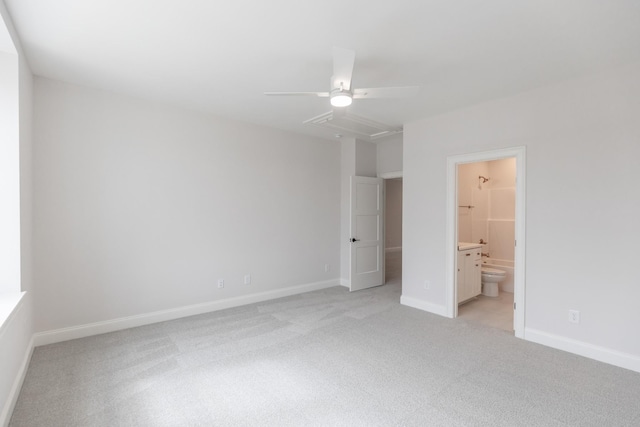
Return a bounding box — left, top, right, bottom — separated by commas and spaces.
330, 92, 352, 107
265, 48, 418, 110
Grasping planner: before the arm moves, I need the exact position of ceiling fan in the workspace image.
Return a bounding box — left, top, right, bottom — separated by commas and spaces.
264, 47, 419, 108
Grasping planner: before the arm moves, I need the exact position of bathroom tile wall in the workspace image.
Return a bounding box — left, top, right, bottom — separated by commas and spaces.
458, 158, 516, 261
471, 187, 489, 244
487, 159, 516, 261
457, 161, 489, 243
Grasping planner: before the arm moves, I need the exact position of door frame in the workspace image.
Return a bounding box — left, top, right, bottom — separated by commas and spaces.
445, 146, 526, 338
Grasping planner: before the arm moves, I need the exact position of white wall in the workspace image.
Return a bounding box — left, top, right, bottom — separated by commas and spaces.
0, 50, 19, 295
403, 61, 640, 368
355, 139, 377, 177
376, 134, 402, 175
0, 3, 34, 424
385, 179, 402, 250
33, 78, 341, 332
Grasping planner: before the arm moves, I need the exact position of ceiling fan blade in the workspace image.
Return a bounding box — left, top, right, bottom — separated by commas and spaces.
332, 47, 355, 91
352, 86, 419, 99
264, 91, 330, 97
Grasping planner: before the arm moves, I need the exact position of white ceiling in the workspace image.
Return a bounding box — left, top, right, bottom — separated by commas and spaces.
5, 0, 640, 141
0, 8, 15, 53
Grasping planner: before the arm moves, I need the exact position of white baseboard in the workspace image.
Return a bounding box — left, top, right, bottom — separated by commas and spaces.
385, 246, 402, 253
525, 328, 640, 374
400, 295, 449, 317
339, 278, 350, 288
34, 279, 340, 347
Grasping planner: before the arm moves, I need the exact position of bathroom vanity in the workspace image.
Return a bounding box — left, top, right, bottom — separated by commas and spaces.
457, 243, 482, 303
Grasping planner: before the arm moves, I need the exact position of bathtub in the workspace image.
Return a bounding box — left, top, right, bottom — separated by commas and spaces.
482, 258, 515, 293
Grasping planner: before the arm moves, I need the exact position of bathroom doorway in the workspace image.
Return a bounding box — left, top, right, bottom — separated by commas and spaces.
446, 147, 526, 338
456, 158, 516, 332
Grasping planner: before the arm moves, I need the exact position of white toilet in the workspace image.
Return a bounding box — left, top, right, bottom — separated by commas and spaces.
481, 267, 506, 297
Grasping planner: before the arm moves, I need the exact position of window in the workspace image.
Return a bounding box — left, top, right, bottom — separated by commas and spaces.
0, 15, 20, 296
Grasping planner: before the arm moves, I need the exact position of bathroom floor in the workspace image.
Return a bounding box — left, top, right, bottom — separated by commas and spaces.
386, 250, 513, 333
457, 291, 514, 332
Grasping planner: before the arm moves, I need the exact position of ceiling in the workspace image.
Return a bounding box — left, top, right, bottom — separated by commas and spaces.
4, 0, 640, 141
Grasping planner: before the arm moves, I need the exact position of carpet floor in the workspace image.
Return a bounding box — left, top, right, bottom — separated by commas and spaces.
10, 279, 640, 426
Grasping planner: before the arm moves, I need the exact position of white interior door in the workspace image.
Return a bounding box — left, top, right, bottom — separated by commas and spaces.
350, 176, 384, 292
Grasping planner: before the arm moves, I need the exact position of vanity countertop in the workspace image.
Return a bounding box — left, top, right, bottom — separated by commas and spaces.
458, 242, 483, 251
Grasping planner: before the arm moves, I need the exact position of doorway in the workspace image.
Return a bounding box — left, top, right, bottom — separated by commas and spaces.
456, 158, 516, 332
384, 177, 403, 287
446, 147, 526, 338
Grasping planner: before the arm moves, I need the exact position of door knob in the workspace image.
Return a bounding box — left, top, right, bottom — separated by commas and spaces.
350, 238, 359, 243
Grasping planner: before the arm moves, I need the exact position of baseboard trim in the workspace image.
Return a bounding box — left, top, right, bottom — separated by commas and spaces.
1, 336, 34, 427
33, 279, 340, 347
400, 295, 449, 317
339, 278, 350, 288
385, 247, 402, 253
525, 328, 640, 373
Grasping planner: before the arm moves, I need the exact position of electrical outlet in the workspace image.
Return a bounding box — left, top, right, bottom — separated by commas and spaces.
424, 280, 430, 290
244, 274, 251, 285
217, 279, 224, 289
324, 264, 331, 273
568, 309, 580, 324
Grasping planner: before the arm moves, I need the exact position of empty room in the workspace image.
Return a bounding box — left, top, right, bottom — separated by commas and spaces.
2, 1, 640, 425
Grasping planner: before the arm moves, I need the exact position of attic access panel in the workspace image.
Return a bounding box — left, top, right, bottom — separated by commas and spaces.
303, 111, 402, 141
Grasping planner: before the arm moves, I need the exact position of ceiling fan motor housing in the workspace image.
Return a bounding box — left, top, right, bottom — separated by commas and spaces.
330, 86, 352, 107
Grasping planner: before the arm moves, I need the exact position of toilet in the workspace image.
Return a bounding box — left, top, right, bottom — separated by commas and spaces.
481, 267, 506, 297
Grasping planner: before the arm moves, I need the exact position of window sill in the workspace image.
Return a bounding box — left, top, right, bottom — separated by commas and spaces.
0, 291, 25, 335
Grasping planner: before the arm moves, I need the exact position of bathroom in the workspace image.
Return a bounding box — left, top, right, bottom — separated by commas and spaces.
457, 157, 516, 331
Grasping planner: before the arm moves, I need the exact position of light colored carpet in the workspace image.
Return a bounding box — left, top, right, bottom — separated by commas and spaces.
10, 259, 640, 425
